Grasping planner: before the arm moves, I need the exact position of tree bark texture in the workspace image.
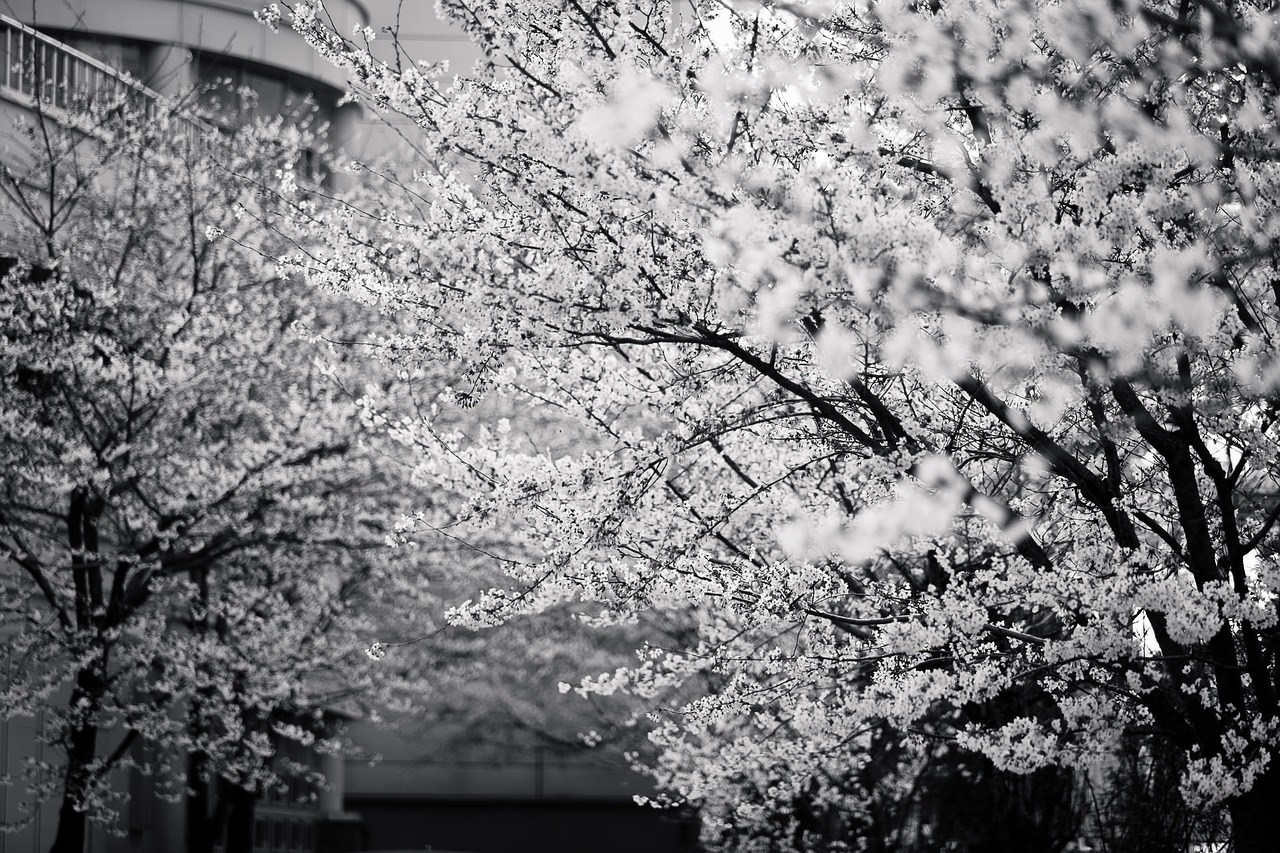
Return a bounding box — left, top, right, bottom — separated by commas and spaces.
47, 675, 101, 853
223, 779, 258, 853
1228, 763, 1280, 853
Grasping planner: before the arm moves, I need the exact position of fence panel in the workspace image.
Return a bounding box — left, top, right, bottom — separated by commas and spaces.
0, 14, 217, 149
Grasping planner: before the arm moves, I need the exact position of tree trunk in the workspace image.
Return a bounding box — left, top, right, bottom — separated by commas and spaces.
187, 565, 219, 853
50, 487, 107, 853
186, 751, 214, 853
222, 779, 258, 853
47, 675, 101, 853
1228, 762, 1280, 853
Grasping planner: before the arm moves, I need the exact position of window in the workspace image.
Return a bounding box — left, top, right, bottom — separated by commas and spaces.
195, 56, 330, 130
194, 56, 333, 184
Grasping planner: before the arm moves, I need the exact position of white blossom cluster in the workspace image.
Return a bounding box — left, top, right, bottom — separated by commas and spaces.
276, 0, 1280, 847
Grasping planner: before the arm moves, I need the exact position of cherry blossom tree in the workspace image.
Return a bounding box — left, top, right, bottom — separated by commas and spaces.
274, 0, 1280, 849
0, 101, 429, 852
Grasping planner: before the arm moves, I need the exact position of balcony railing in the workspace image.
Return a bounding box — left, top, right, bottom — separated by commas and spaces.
0, 14, 216, 148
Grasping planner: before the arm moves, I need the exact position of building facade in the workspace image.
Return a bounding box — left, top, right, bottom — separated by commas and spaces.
3, 0, 369, 153
344, 720, 698, 853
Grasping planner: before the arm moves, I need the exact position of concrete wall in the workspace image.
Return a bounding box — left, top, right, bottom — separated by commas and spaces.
341, 720, 698, 853
347, 797, 698, 853
2, 0, 486, 162
5, 0, 368, 94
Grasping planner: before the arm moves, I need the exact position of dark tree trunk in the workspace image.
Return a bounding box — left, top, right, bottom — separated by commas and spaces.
222, 779, 258, 853
186, 751, 214, 853
188, 567, 233, 853
203, 778, 233, 853
47, 676, 101, 853
50, 487, 107, 853
1228, 762, 1280, 853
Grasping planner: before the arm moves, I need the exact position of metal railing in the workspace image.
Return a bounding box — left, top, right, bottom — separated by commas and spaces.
0, 14, 217, 148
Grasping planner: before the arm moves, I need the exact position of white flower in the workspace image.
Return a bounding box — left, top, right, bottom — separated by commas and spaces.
254, 4, 281, 32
